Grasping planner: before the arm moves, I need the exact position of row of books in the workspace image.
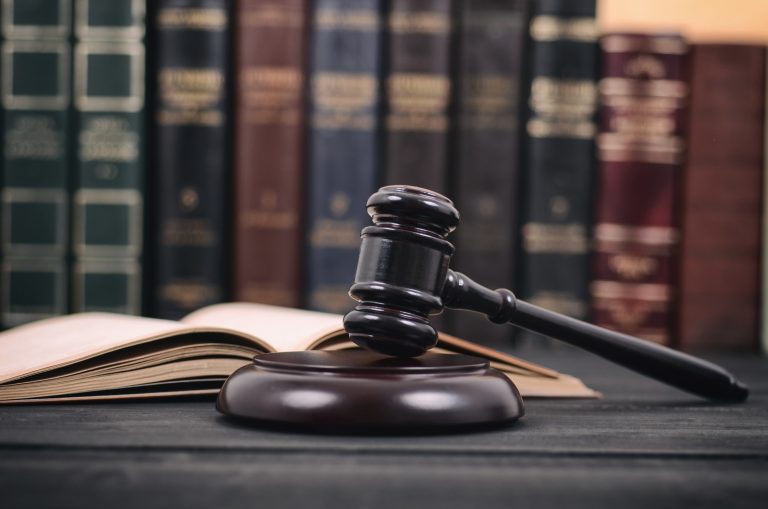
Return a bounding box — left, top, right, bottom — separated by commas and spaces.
0, 0, 764, 354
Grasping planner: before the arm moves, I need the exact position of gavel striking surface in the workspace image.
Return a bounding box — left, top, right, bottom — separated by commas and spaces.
216, 350, 524, 431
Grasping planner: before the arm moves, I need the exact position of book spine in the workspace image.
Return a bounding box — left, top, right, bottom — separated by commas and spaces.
1, 1, 72, 326
382, 0, 453, 193
232, 0, 307, 307
305, 0, 384, 313
450, 0, 528, 347
678, 44, 766, 350
72, 0, 146, 314
591, 33, 689, 346
152, 0, 231, 319
519, 0, 598, 320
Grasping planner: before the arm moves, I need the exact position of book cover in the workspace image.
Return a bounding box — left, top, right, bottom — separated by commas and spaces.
679, 44, 766, 351
151, 0, 231, 319
1, 0, 72, 326
382, 0, 454, 193
518, 0, 599, 322
591, 33, 689, 345
72, 0, 146, 314
305, 0, 384, 313
450, 0, 528, 348
232, 0, 308, 308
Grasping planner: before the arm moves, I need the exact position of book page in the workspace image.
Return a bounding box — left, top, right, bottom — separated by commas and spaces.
0, 314, 193, 384
181, 303, 345, 351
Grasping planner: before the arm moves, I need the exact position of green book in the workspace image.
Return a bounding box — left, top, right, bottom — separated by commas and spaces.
1, 0, 72, 326
71, 0, 145, 314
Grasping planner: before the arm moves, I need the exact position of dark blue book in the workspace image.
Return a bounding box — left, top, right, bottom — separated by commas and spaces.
305, 0, 384, 313
151, 0, 231, 319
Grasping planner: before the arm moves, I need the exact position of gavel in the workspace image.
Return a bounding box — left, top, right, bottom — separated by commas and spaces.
343, 185, 749, 402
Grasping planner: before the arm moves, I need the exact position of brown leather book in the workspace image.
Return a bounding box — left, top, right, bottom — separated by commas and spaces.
233, 0, 308, 307
678, 44, 766, 351
591, 34, 689, 345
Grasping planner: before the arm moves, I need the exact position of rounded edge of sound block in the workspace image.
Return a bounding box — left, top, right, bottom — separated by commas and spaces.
216, 350, 524, 432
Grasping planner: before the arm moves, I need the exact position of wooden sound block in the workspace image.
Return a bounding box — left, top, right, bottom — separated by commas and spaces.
216, 350, 524, 432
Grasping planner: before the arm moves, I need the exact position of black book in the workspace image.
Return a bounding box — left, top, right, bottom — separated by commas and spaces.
450, 0, 529, 349
151, 0, 231, 319
518, 0, 598, 330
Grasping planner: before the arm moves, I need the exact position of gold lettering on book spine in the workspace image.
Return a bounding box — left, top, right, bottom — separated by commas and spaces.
241, 66, 303, 125
527, 78, 597, 139
157, 68, 225, 126
242, 5, 303, 28
161, 218, 216, 247
387, 73, 450, 132
312, 73, 377, 130
389, 11, 450, 34
530, 16, 597, 42
462, 75, 517, 130
522, 223, 589, 254
157, 8, 227, 30
5, 115, 64, 160
594, 224, 677, 256
315, 10, 379, 31
601, 35, 687, 55
80, 116, 139, 162
607, 254, 658, 281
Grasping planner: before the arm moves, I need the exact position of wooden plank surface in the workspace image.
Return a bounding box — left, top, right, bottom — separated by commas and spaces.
1, 348, 766, 508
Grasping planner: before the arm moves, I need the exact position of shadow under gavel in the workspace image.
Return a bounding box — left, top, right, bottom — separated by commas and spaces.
343, 185, 749, 403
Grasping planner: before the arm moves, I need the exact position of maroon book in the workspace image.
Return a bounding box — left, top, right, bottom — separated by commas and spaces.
232, 0, 308, 307
591, 34, 689, 345
678, 44, 766, 351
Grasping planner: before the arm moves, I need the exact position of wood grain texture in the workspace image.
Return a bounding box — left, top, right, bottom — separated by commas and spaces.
1, 349, 766, 508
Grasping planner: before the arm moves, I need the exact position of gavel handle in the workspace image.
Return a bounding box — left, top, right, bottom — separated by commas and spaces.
442, 270, 749, 402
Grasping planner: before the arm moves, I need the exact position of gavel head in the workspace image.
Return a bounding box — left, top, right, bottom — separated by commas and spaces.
343, 185, 459, 357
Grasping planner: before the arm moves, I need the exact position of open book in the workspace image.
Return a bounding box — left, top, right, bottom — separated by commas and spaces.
0, 302, 599, 403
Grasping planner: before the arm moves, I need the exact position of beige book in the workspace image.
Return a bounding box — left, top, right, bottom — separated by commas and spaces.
0, 302, 599, 403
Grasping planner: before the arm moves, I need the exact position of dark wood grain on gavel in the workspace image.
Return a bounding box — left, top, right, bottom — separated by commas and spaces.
343, 185, 749, 402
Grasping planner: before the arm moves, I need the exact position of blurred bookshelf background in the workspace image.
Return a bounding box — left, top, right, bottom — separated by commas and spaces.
1, 0, 767, 354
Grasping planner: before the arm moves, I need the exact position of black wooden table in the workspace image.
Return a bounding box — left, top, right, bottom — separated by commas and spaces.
2, 346, 767, 509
